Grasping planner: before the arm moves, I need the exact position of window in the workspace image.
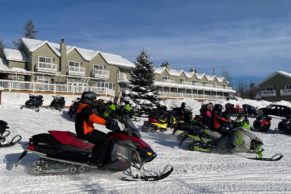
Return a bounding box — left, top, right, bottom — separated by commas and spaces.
10, 75, 25, 81
285, 84, 291, 89
96, 81, 113, 89
36, 75, 50, 83
94, 64, 105, 70
265, 86, 274, 91
39, 56, 52, 64
68, 61, 81, 67
162, 76, 169, 81
180, 79, 185, 83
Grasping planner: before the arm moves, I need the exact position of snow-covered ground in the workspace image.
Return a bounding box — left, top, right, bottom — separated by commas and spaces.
0, 94, 291, 194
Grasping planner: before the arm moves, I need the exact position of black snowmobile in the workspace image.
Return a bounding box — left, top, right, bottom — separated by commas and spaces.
278, 117, 291, 134
48, 96, 66, 111
20, 94, 43, 112
68, 98, 80, 118
16, 114, 173, 181
0, 120, 22, 148
177, 121, 282, 161
253, 115, 272, 132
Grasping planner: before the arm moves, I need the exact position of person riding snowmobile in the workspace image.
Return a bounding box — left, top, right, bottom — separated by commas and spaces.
211, 104, 233, 134
199, 103, 213, 127
75, 91, 120, 165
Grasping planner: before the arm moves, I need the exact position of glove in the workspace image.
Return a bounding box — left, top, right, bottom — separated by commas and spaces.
105, 119, 120, 131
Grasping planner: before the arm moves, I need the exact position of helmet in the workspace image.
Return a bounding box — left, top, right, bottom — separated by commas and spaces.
213, 104, 223, 114
81, 91, 97, 106
181, 102, 186, 109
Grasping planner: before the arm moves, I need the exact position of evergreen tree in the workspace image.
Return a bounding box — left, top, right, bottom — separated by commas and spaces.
13, 19, 37, 48
122, 50, 159, 115
0, 40, 4, 58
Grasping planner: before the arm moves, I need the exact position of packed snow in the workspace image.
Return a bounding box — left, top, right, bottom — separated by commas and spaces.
0, 92, 291, 194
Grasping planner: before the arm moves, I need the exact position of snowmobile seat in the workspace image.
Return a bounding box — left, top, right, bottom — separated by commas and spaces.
49, 131, 94, 150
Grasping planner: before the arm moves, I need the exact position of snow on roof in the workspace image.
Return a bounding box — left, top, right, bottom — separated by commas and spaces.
205, 75, 216, 81
195, 73, 206, 79
278, 71, 291, 78
73, 47, 99, 61
154, 67, 166, 74
168, 69, 183, 76
184, 71, 195, 78
100, 52, 135, 68
258, 71, 291, 85
21, 38, 134, 67
21, 38, 60, 56
3, 48, 28, 62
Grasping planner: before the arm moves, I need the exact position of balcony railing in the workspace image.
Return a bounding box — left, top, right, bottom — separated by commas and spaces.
158, 91, 226, 100
280, 89, 291, 96
67, 66, 85, 76
91, 69, 109, 79
162, 79, 176, 83
260, 90, 276, 97
117, 72, 129, 83
0, 79, 115, 96
36, 62, 58, 73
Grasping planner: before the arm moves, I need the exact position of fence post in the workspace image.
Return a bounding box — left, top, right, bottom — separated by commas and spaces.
8, 81, 12, 92
54, 84, 56, 94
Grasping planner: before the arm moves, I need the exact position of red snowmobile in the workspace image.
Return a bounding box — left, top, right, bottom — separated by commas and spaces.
253, 115, 272, 132
15, 114, 173, 181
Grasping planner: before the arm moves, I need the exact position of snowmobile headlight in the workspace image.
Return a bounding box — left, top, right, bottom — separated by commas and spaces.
146, 152, 153, 156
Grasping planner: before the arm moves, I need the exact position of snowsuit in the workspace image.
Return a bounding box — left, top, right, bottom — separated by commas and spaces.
75, 103, 110, 165
212, 112, 232, 134
75, 103, 107, 142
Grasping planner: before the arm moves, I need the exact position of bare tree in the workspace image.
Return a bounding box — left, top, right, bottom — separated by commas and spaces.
24, 19, 37, 39
0, 40, 4, 58
222, 70, 232, 87
13, 19, 37, 48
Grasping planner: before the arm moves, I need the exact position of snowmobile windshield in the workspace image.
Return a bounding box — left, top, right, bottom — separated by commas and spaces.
121, 114, 141, 138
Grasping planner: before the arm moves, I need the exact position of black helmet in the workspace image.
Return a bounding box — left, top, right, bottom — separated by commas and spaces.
181, 102, 186, 109
81, 91, 97, 106
213, 104, 223, 113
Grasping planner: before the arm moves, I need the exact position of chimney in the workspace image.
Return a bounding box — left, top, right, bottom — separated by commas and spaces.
60, 39, 66, 72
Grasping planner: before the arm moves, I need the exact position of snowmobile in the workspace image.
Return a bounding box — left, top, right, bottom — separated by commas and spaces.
20, 94, 43, 112
177, 121, 283, 161
253, 115, 272, 132
142, 108, 176, 132
0, 120, 22, 148
15, 113, 173, 181
48, 96, 66, 111
68, 98, 80, 118
278, 118, 291, 134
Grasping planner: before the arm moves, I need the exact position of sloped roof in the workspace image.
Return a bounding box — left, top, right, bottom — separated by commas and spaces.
21, 38, 134, 67
154, 67, 166, 74
3, 48, 28, 62
66, 47, 99, 61
205, 75, 215, 81
258, 71, 291, 85
184, 71, 195, 78
168, 69, 183, 76
21, 38, 60, 56
100, 52, 135, 68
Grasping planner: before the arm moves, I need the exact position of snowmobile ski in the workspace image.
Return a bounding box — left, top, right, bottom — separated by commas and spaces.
0, 135, 22, 148
121, 165, 174, 181
248, 153, 283, 161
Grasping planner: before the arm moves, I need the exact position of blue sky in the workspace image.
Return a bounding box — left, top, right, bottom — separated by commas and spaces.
1, 0, 291, 86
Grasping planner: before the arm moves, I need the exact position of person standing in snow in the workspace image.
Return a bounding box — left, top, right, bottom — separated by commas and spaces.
75, 91, 120, 165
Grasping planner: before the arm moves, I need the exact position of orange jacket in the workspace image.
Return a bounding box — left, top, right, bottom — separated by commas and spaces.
75, 103, 106, 137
